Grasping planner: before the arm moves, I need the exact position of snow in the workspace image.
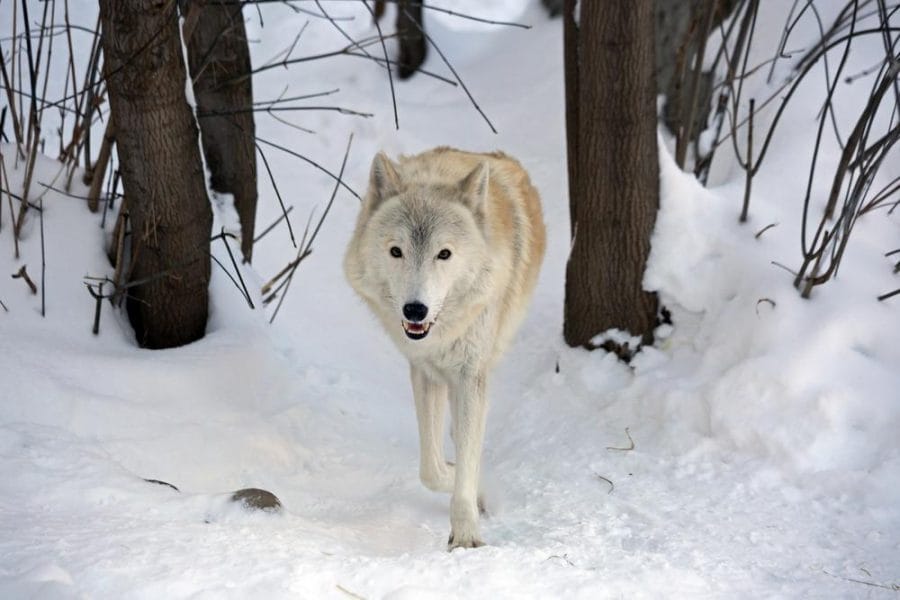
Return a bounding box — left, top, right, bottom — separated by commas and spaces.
2, 0, 900, 597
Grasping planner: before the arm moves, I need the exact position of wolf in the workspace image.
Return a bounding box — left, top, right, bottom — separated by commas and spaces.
344, 147, 546, 549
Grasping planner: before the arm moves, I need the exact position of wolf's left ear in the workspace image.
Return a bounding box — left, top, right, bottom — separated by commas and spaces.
368, 151, 402, 209
459, 162, 489, 215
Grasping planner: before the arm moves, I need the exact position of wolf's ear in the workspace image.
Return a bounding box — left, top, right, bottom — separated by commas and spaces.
368, 151, 402, 208
459, 162, 489, 214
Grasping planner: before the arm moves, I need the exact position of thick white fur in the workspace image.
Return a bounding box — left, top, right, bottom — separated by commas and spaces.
344, 147, 546, 549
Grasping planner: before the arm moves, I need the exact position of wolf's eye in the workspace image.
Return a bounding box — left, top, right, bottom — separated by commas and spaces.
390, 246, 403, 258
437, 249, 452, 260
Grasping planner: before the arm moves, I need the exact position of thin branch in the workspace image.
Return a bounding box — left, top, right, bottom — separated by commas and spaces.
358, 0, 398, 129
197, 105, 374, 118
606, 427, 635, 452
399, 4, 497, 133
595, 473, 615, 494
210, 231, 255, 309
254, 204, 294, 244
255, 134, 359, 199
270, 133, 353, 323
230, 0, 533, 29
877, 288, 900, 301
12, 265, 37, 294
255, 142, 297, 247
754, 222, 778, 238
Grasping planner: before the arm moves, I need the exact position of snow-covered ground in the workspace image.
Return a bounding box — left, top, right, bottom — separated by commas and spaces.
1, 1, 899, 597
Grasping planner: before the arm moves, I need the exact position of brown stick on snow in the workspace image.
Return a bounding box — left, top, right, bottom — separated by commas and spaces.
12, 265, 37, 294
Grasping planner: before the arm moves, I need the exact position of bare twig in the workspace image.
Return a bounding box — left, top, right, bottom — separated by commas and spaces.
269, 133, 353, 323
232, 0, 533, 29
254, 205, 294, 244
88, 281, 103, 334
595, 473, 615, 494
877, 288, 900, 301
261, 247, 313, 296
211, 230, 255, 309
399, 4, 498, 133
335, 584, 366, 600
39, 194, 45, 316
254, 135, 359, 199
606, 427, 635, 452
754, 222, 778, 238
739, 98, 755, 223
822, 569, 900, 591
358, 0, 398, 129
12, 265, 37, 294
255, 142, 297, 247
755, 297, 776, 315
545, 554, 578, 567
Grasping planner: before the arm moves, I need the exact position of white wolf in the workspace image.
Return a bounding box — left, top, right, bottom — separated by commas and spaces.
344, 147, 546, 549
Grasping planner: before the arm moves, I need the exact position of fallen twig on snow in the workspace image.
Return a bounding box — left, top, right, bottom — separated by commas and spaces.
877, 288, 900, 302
755, 298, 776, 316
606, 427, 635, 452
822, 569, 900, 591
545, 553, 578, 567
595, 473, 615, 494
12, 265, 37, 294
754, 222, 778, 239
87, 280, 103, 334
335, 584, 366, 600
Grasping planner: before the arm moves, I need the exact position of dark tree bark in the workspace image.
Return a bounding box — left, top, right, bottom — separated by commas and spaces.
99, 0, 212, 349
185, 0, 258, 262
563, 0, 660, 349
373, 0, 427, 79
542, 0, 563, 17
395, 1, 426, 79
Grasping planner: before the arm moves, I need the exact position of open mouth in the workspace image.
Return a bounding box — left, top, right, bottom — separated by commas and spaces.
402, 320, 432, 340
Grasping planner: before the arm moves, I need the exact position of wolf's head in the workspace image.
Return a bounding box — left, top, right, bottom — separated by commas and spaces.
344, 152, 492, 344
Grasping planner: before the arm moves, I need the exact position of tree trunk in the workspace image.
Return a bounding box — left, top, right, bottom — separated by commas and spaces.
396, 0, 426, 80
185, 0, 257, 262
563, 0, 660, 349
373, 0, 427, 79
99, 0, 212, 349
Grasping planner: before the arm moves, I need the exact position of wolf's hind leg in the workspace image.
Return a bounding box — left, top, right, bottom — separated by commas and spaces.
410, 365, 454, 493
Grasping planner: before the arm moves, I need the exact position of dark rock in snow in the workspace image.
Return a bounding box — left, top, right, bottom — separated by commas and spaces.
230, 488, 282, 513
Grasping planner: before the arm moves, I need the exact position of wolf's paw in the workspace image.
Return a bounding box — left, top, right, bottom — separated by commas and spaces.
448, 532, 485, 551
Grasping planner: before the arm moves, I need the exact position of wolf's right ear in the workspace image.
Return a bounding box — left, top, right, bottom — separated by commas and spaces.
367, 152, 402, 209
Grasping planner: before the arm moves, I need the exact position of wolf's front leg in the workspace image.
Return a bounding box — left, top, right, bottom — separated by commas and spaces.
448, 368, 488, 550
410, 365, 454, 493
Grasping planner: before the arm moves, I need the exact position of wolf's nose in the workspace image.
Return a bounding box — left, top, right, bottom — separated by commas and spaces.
403, 302, 429, 322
